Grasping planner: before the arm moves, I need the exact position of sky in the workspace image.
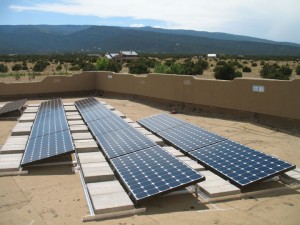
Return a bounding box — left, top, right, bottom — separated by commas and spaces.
0, 0, 299, 44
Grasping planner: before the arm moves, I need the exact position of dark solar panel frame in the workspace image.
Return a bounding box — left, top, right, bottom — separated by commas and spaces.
0, 99, 27, 115
111, 146, 205, 203
189, 140, 295, 188
21, 98, 75, 166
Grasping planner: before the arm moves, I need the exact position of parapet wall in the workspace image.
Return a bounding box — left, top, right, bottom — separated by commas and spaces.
1, 72, 299, 121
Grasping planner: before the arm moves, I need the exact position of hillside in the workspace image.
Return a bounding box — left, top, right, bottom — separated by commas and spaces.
0, 25, 300, 55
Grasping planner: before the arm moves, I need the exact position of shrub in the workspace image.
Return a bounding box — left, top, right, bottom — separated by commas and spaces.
243, 66, 252, 73
260, 64, 292, 80
95, 58, 121, 73
0, 64, 8, 73
32, 60, 49, 72
251, 62, 258, 67
56, 64, 62, 71
128, 60, 149, 74
12, 64, 22, 71
214, 62, 242, 80
296, 65, 300, 75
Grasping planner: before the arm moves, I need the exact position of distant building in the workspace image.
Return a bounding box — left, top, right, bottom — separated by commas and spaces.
105, 51, 138, 63
207, 54, 217, 58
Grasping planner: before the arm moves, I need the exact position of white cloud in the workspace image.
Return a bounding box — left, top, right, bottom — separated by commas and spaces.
129, 24, 145, 28
9, 0, 300, 43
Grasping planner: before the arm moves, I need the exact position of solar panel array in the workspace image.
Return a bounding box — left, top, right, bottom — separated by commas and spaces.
21, 99, 74, 166
0, 99, 27, 115
138, 114, 295, 188
75, 98, 204, 202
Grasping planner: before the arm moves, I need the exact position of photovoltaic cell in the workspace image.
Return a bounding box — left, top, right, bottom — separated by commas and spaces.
80, 107, 115, 122
95, 127, 156, 159
21, 98, 75, 166
30, 108, 69, 138
75, 97, 106, 112
38, 98, 63, 114
87, 116, 131, 136
158, 123, 226, 152
111, 146, 205, 203
0, 99, 27, 115
138, 113, 295, 188
138, 113, 186, 133
189, 140, 295, 187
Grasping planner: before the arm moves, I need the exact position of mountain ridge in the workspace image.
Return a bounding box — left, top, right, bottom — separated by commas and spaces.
0, 25, 299, 55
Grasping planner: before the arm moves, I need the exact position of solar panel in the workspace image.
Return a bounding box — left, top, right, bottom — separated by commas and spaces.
87, 115, 131, 136
21, 130, 74, 166
189, 140, 295, 187
38, 98, 63, 114
0, 99, 27, 115
157, 123, 226, 152
80, 107, 115, 122
138, 113, 186, 133
75, 97, 106, 112
30, 108, 69, 138
95, 127, 156, 159
21, 98, 74, 166
111, 145, 205, 203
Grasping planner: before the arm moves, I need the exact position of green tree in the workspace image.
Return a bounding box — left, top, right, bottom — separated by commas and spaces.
214, 63, 242, 80
243, 66, 252, 72
128, 60, 149, 74
95, 58, 121, 72
32, 60, 49, 72
12, 64, 22, 71
0, 64, 8, 73
260, 64, 292, 80
154, 63, 172, 74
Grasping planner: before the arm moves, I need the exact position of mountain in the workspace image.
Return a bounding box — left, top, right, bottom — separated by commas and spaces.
0, 25, 300, 55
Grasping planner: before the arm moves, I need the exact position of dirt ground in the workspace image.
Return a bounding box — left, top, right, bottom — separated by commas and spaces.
0, 96, 299, 225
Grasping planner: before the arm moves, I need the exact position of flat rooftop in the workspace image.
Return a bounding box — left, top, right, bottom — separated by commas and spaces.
0, 96, 299, 225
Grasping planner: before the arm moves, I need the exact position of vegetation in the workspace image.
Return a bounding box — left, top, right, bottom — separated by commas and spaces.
296, 65, 300, 75
32, 60, 50, 72
260, 64, 293, 80
95, 58, 121, 72
243, 66, 252, 72
214, 62, 242, 80
128, 59, 150, 74
154, 58, 208, 75
0, 63, 8, 73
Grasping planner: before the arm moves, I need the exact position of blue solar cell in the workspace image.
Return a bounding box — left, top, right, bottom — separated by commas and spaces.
95, 127, 156, 159
30, 109, 68, 138
75, 97, 106, 112
80, 107, 115, 122
87, 116, 131, 136
38, 98, 63, 114
21, 130, 74, 166
189, 140, 295, 187
111, 146, 205, 202
157, 123, 226, 152
138, 114, 186, 133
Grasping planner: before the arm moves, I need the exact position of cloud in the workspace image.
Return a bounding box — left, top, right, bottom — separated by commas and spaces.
9, 0, 300, 43
129, 24, 145, 28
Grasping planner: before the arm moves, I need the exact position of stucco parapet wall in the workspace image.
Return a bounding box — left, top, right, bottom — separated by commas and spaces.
0, 72, 299, 121
0, 72, 96, 96
96, 72, 300, 120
